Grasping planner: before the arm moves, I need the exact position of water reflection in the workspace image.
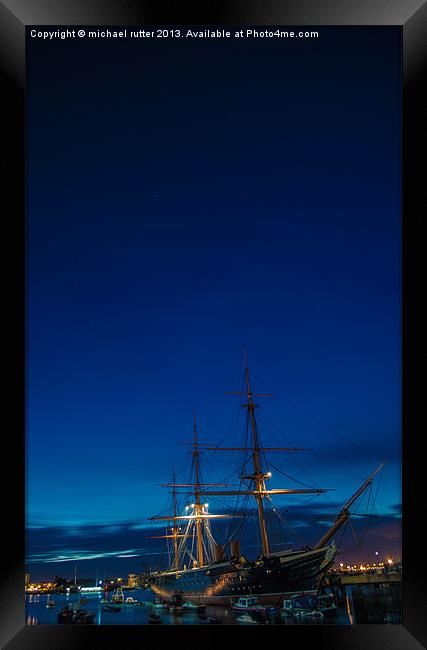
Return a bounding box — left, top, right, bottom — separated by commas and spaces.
345, 590, 355, 625
24, 585, 401, 626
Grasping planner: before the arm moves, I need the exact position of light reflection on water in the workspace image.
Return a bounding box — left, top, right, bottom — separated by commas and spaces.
345, 591, 355, 625
25, 585, 401, 626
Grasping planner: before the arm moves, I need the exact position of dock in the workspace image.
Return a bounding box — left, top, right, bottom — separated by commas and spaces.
339, 572, 401, 585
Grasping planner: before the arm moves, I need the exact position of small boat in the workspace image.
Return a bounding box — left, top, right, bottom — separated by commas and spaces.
74, 608, 95, 624
182, 601, 198, 609
232, 596, 267, 615
183, 601, 206, 613
148, 612, 162, 624
57, 605, 95, 624
316, 593, 338, 616
282, 592, 334, 617
111, 587, 125, 604
46, 596, 55, 608
236, 613, 259, 624
125, 597, 140, 605
282, 594, 318, 615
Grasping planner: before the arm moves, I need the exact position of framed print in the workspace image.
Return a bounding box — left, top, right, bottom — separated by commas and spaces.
1, 1, 425, 648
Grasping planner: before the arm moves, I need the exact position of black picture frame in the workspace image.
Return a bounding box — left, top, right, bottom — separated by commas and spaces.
1, 1, 425, 648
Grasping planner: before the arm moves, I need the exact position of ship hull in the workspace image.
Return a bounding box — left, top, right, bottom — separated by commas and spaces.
149, 545, 336, 606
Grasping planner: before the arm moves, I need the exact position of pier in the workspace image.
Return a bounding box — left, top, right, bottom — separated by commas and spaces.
339, 572, 401, 586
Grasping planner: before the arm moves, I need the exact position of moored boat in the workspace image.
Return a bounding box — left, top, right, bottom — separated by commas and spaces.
236, 613, 259, 624
282, 592, 337, 617
57, 605, 95, 624
316, 592, 338, 616
111, 587, 125, 604
232, 596, 267, 615
74, 608, 95, 624
183, 601, 206, 613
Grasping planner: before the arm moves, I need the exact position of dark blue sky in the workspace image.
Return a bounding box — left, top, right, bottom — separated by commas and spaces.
26, 28, 401, 577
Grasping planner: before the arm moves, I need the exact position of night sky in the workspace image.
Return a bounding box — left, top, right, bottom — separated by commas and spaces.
26, 27, 401, 580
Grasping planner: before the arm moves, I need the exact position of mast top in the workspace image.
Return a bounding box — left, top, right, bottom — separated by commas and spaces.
225, 367, 274, 406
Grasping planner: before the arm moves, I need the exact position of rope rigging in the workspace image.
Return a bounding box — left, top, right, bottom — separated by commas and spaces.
148, 366, 387, 572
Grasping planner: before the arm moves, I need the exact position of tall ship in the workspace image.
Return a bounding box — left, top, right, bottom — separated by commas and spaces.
145, 367, 385, 606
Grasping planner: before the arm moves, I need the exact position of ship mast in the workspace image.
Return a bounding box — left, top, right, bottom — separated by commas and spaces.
313, 462, 386, 549
149, 417, 239, 570
147, 467, 185, 574
197, 367, 329, 557
244, 368, 270, 554
192, 413, 204, 567
171, 468, 180, 572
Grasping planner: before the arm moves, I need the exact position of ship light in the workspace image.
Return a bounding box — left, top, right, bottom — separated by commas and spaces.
266, 472, 272, 477
204, 503, 209, 508
191, 504, 194, 508
387, 558, 393, 565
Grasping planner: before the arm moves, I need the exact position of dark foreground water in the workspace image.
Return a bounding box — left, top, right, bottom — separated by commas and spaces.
25, 584, 401, 626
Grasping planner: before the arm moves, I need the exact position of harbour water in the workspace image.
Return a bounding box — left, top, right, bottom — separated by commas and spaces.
25, 584, 401, 626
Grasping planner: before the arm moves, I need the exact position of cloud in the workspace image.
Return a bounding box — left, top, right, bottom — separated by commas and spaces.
26, 547, 161, 564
